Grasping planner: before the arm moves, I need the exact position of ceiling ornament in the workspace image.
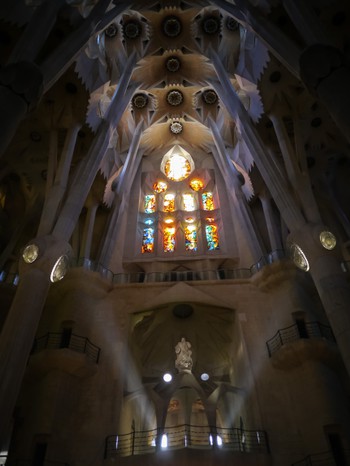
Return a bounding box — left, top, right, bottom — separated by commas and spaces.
167, 90, 184, 106
132, 93, 149, 109
201, 15, 221, 35
105, 23, 118, 38
162, 15, 182, 37
123, 20, 142, 39
202, 89, 218, 105
170, 121, 183, 134
166, 56, 181, 73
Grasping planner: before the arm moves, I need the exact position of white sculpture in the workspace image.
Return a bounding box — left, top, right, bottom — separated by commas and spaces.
175, 337, 193, 372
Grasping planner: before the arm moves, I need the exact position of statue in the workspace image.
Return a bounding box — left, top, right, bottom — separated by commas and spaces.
175, 337, 193, 372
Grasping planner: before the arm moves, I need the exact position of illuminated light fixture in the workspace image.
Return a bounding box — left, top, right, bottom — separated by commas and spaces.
163, 373, 172, 382
50, 255, 69, 283
200, 373, 209, 381
153, 180, 167, 193
319, 230, 336, 250
289, 243, 310, 272
161, 434, 168, 448
189, 178, 204, 191
164, 217, 174, 224
22, 244, 39, 264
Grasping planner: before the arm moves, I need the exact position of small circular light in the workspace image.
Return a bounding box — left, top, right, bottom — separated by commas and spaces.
50, 255, 69, 283
163, 373, 172, 383
22, 244, 39, 264
319, 230, 336, 250
289, 243, 310, 272
201, 373, 209, 381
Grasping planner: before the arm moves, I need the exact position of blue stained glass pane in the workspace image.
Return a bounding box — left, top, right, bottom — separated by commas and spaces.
205, 224, 219, 250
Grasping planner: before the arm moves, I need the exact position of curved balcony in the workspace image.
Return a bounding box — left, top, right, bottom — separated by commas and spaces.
105, 424, 270, 459
29, 332, 100, 377
266, 321, 338, 369
5, 461, 69, 466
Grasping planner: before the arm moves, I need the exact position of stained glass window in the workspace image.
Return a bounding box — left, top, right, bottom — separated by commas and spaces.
205, 224, 219, 250
142, 227, 155, 253
164, 154, 191, 181
153, 181, 167, 193
189, 178, 203, 191
182, 193, 195, 211
144, 194, 156, 213
202, 192, 215, 211
185, 224, 197, 251
163, 193, 175, 212
164, 226, 176, 252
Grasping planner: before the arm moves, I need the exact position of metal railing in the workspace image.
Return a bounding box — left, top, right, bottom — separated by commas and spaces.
105, 424, 269, 458
291, 449, 350, 465
6, 461, 70, 466
31, 332, 100, 363
266, 321, 336, 357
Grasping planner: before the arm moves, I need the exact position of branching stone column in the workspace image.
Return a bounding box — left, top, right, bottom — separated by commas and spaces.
0, 236, 72, 445
209, 117, 266, 262
259, 189, 283, 253
208, 47, 350, 376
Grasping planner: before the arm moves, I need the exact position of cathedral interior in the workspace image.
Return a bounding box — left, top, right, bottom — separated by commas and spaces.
1, 0, 350, 465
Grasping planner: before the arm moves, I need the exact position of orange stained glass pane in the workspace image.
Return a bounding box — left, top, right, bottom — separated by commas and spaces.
182, 193, 195, 211
202, 192, 215, 211
144, 194, 156, 213
153, 180, 168, 193
164, 226, 176, 252
164, 154, 191, 181
189, 178, 204, 191
163, 193, 175, 212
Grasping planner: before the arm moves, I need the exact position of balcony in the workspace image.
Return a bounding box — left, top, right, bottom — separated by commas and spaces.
266, 321, 338, 369
105, 424, 270, 459
29, 332, 100, 377
4, 461, 69, 466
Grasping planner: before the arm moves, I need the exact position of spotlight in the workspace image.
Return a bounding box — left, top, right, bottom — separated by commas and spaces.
163, 373, 172, 383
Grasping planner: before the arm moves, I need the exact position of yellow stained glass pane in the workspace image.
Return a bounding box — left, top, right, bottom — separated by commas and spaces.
185, 224, 197, 251
153, 181, 167, 193
182, 193, 195, 211
202, 192, 215, 211
163, 193, 175, 212
164, 154, 191, 181
144, 194, 156, 213
164, 226, 175, 252
189, 178, 203, 191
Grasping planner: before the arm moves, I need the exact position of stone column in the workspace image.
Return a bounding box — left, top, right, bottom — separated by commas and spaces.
80, 201, 99, 262
209, 118, 266, 262
0, 236, 72, 445
259, 190, 283, 252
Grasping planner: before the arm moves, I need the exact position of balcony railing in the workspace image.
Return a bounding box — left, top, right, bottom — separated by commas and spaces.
266, 321, 336, 357
105, 424, 269, 458
6, 461, 70, 466
291, 449, 350, 465
31, 332, 100, 363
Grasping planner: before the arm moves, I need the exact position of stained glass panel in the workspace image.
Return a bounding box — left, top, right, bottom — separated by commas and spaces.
142, 227, 154, 253
144, 194, 156, 213
185, 225, 197, 251
202, 192, 215, 211
189, 178, 203, 191
164, 226, 176, 252
164, 154, 191, 181
182, 193, 195, 211
153, 181, 167, 193
205, 224, 219, 250
163, 193, 175, 212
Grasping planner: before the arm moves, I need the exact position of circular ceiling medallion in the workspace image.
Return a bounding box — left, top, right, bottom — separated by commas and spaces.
172, 303, 194, 318
50, 255, 69, 283
162, 16, 182, 37
202, 89, 218, 105
226, 17, 239, 31
22, 244, 39, 264
170, 121, 183, 134
132, 93, 148, 109
202, 16, 220, 35
166, 56, 181, 72
167, 90, 183, 106
289, 243, 310, 271
319, 230, 336, 250
105, 23, 118, 38
123, 20, 141, 39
